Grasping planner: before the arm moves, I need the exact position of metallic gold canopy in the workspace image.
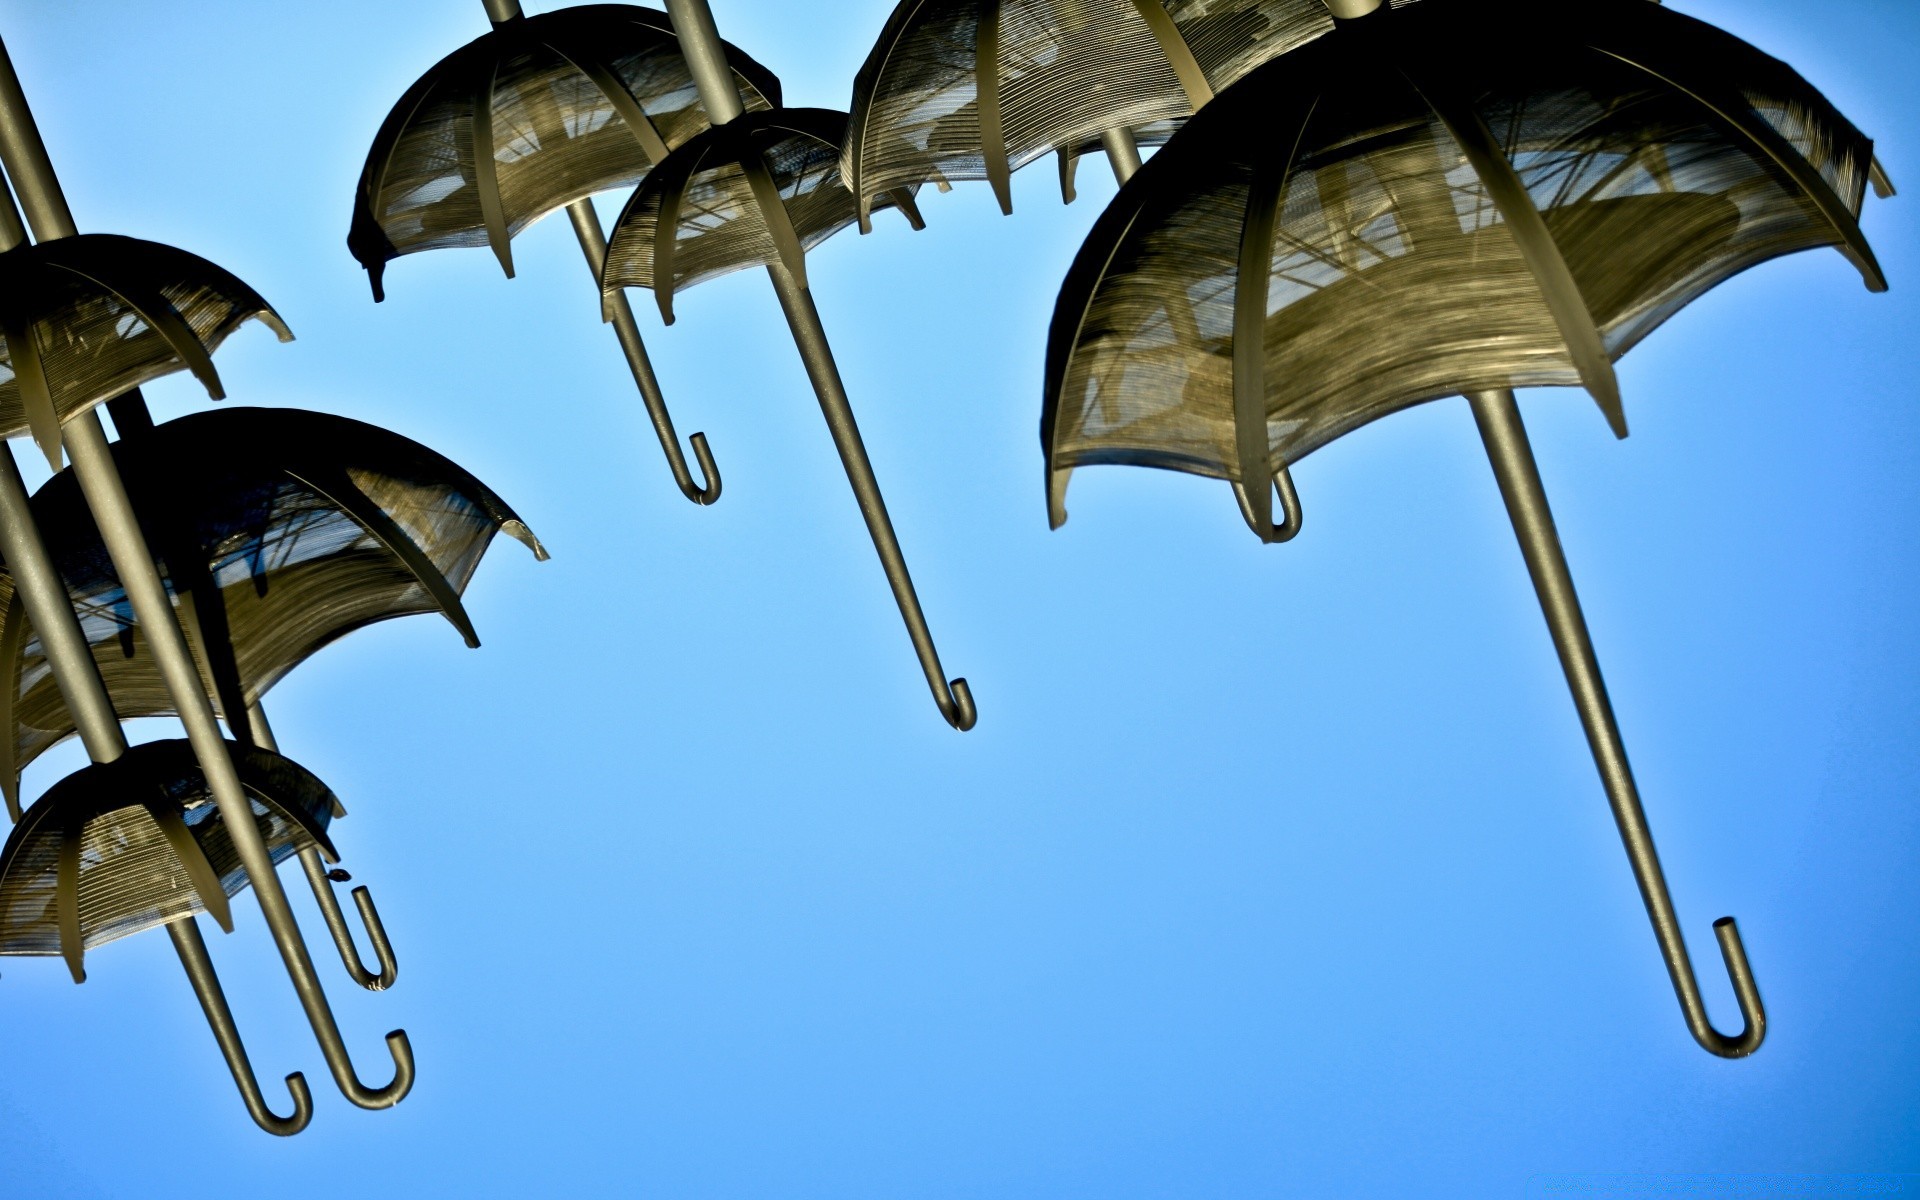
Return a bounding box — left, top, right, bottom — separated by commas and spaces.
349, 2, 783, 299
843, 0, 1337, 229
601, 107, 924, 323
1042, 0, 1885, 539
0, 739, 340, 983
0, 407, 545, 807
0, 234, 291, 467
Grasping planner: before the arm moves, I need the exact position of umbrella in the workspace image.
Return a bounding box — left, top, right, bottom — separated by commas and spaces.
0, 38, 413, 1114
352, 0, 785, 505
1041, 0, 1887, 1056
843, 0, 1338, 230
598, 72, 974, 730
0, 738, 371, 1134
0, 232, 291, 468
0, 406, 544, 989
603, 107, 923, 322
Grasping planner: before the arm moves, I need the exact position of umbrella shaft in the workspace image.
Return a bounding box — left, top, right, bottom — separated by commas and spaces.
566, 199, 702, 496
1466, 388, 1713, 1022
1101, 128, 1143, 184
665, 0, 745, 125
768, 267, 956, 705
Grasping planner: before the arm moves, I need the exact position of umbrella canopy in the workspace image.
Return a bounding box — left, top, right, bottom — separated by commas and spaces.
843, 0, 1337, 229
1043, 0, 1885, 539
349, 2, 783, 299
1040, 0, 1888, 1059
0, 738, 340, 983
601, 107, 925, 324
0, 407, 546, 807
0, 233, 291, 466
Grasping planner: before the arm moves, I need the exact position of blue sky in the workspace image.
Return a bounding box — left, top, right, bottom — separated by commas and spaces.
0, 1, 1914, 1196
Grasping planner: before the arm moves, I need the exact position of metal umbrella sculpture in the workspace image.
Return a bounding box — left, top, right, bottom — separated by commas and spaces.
0, 33, 459, 1123
0, 741, 355, 1135
1041, 0, 1888, 1056
0, 407, 545, 993
842, 0, 1339, 230
596, 0, 976, 731
352, 1, 786, 505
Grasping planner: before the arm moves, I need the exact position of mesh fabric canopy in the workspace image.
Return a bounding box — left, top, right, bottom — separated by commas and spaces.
602, 108, 923, 323
0, 408, 545, 802
0, 234, 291, 463
842, 0, 1338, 229
1042, 0, 1884, 537
0, 739, 338, 980
350, 2, 783, 299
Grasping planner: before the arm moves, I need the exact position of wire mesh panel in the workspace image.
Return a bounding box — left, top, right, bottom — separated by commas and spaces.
350, 3, 783, 298
843, 0, 1336, 226
0, 740, 338, 960
0, 408, 545, 791
1042, 0, 1881, 533
602, 109, 923, 318
0, 234, 290, 447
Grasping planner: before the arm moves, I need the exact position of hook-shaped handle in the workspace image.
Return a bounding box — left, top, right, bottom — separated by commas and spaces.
1232, 467, 1304, 544
1671, 916, 1765, 1058
168, 918, 315, 1136
300, 849, 398, 992
936, 676, 977, 732
676, 430, 722, 506
333, 1029, 415, 1110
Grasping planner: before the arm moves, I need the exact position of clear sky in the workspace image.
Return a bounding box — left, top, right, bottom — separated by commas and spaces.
0, 1, 1914, 1197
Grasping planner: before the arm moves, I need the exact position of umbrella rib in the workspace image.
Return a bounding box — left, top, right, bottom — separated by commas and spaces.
146, 799, 234, 934
284, 465, 480, 650
1590, 30, 1884, 290
470, 58, 515, 279
1407, 69, 1625, 436
539, 36, 672, 164
0, 297, 61, 467
1127, 0, 1214, 109
56, 807, 84, 982
648, 143, 702, 324
0, 591, 24, 820
742, 144, 809, 289
51, 260, 228, 402
975, 5, 1013, 215
845, 0, 940, 234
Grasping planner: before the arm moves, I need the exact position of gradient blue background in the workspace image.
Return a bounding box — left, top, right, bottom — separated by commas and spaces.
0, 1, 1912, 1195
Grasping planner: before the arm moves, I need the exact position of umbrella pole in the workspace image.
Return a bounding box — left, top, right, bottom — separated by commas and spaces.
0, 35, 414, 1107
1100, 128, 1142, 184
168, 918, 314, 1136
664, 0, 976, 731
1465, 387, 1764, 1058
477, 0, 719, 505
566, 199, 720, 504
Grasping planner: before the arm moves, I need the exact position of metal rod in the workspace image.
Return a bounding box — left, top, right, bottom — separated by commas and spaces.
0, 34, 414, 1105
664, 0, 976, 730
251, 712, 395, 991
1465, 388, 1764, 1058
169, 919, 313, 1136
1100, 128, 1143, 184
566, 199, 720, 504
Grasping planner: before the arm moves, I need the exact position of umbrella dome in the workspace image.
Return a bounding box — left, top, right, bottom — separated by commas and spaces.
349, 2, 783, 299
1042, 0, 1886, 539
0, 233, 291, 466
843, 0, 1337, 230
601, 108, 925, 324
0, 407, 546, 807
0, 738, 340, 983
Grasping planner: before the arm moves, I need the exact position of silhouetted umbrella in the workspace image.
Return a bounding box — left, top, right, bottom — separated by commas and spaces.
598, 84, 973, 730
604, 107, 923, 322
843, 0, 1336, 229
0, 406, 546, 800
0, 233, 290, 467
1042, 0, 1887, 1056
0, 738, 368, 1134
352, 1, 784, 504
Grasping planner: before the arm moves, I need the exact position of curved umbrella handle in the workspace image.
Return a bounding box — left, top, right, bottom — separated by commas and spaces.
300, 849, 398, 992
569, 197, 723, 507
936, 676, 977, 733
1232, 467, 1304, 545
168, 918, 314, 1136
1670, 916, 1765, 1058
